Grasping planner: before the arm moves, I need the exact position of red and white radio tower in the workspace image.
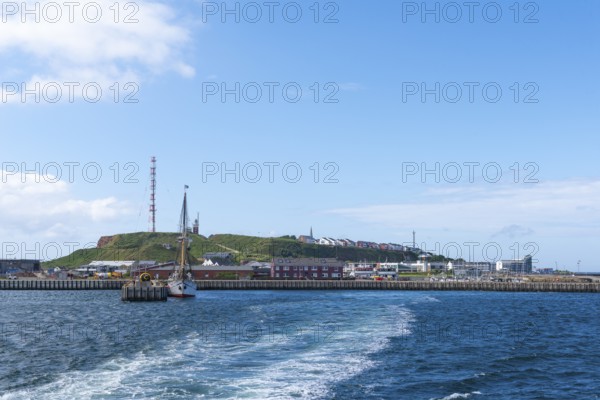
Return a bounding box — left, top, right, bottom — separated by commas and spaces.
149, 156, 157, 232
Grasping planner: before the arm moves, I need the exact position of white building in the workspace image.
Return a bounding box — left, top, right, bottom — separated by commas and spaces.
377, 262, 419, 273
449, 261, 494, 277
345, 261, 376, 279
318, 237, 336, 246
89, 260, 136, 268
496, 256, 533, 273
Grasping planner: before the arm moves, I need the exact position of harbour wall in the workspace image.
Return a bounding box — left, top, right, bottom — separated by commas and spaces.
1, 279, 600, 292
0, 279, 126, 290
196, 280, 600, 292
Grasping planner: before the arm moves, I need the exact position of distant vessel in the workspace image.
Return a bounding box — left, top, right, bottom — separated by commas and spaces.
167, 186, 197, 298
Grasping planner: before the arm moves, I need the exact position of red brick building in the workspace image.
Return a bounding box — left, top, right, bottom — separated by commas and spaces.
271, 257, 343, 280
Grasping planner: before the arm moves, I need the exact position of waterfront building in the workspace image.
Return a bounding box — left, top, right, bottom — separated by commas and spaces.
448, 261, 494, 277
242, 261, 272, 279
0, 259, 41, 276
87, 260, 137, 271
193, 265, 254, 280
377, 262, 420, 273
135, 262, 254, 280
271, 257, 344, 279
345, 261, 377, 279
374, 262, 397, 279
496, 256, 533, 273
345, 261, 427, 278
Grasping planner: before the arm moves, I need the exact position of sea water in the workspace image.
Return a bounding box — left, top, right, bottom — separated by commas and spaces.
0, 290, 599, 399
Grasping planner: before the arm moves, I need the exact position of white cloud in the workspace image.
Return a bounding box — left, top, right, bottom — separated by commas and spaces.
327, 179, 600, 237
0, 170, 134, 258
325, 180, 600, 268
0, 0, 194, 103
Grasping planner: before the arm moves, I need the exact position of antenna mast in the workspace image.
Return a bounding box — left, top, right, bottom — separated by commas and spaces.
149, 156, 157, 232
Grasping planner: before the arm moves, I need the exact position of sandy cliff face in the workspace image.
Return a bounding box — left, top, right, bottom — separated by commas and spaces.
97, 236, 114, 248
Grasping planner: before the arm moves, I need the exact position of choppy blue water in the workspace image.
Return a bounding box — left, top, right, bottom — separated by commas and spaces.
0, 290, 599, 399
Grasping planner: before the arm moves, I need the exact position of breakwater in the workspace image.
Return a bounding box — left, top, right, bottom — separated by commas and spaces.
2, 279, 598, 292
196, 280, 600, 292
0, 280, 127, 290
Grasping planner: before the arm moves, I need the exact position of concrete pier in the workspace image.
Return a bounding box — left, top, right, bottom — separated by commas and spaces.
120, 273, 169, 301
120, 285, 168, 301
1, 279, 600, 293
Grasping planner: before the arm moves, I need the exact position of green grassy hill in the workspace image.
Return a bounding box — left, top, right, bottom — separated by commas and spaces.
43, 232, 217, 269
43, 232, 417, 269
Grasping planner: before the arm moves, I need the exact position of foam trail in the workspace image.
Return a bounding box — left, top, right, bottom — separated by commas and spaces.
231, 305, 415, 400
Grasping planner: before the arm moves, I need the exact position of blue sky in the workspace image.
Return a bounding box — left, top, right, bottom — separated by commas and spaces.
1, 0, 599, 271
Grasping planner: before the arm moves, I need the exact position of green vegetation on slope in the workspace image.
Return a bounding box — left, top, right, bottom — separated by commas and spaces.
43, 232, 419, 269
44, 232, 215, 268
205, 234, 417, 264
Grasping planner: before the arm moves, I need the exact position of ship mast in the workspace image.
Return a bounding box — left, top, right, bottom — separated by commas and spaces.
178, 185, 190, 274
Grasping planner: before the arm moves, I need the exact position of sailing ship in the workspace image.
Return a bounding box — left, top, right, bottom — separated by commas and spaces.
167, 186, 197, 298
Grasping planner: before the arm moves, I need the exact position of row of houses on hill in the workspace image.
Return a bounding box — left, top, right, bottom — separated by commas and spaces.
298, 234, 416, 253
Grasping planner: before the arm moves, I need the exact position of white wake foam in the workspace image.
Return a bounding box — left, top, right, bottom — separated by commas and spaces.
1, 304, 416, 400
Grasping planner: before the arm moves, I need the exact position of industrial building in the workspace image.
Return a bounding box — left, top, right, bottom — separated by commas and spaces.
0, 259, 41, 276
